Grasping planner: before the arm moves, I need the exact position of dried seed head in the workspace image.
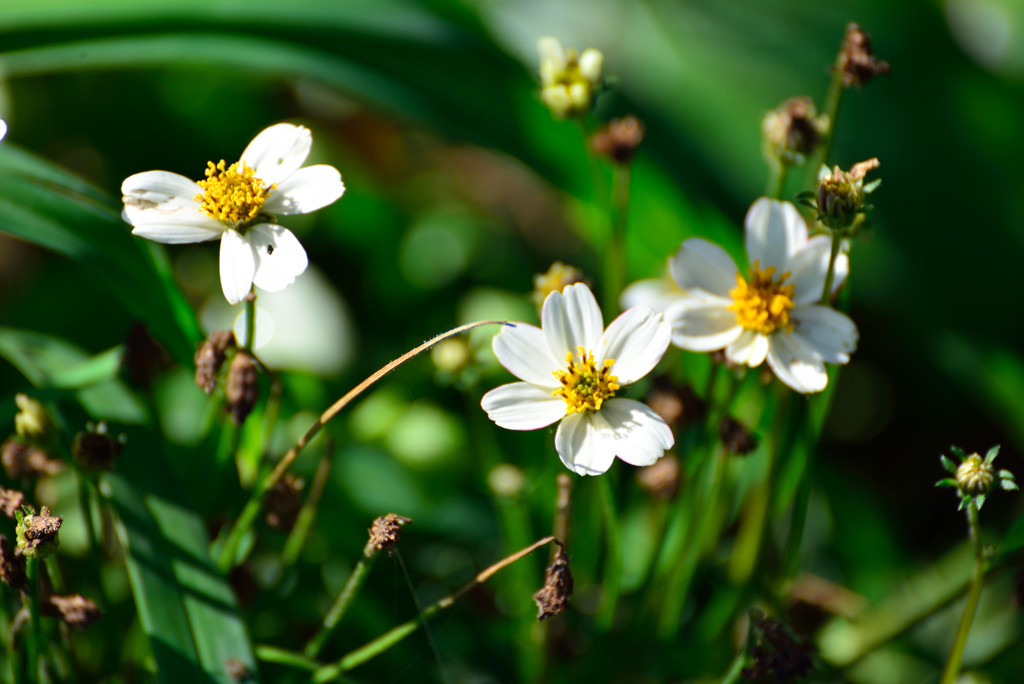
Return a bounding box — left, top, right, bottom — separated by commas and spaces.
16, 506, 62, 560
590, 116, 645, 164
2, 438, 63, 479
225, 659, 254, 683
0, 535, 26, 591
43, 595, 102, 629
956, 454, 995, 496
636, 454, 681, 500
368, 513, 412, 552
264, 474, 305, 532
14, 394, 50, 441
533, 542, 573, 620
646, 377, 703, 429
837, 23, 890, 89
533, 262, 588, 311
72, 424, 124, 471
0, 487, 25, 518
122, 322, 173, 390
761, 96, 828, 166
195, 330, 237, 394
225, 352, 259, 425
719, 416, 758, 455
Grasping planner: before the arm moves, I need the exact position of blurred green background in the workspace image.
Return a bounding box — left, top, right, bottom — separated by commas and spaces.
2, 0, 1024, 682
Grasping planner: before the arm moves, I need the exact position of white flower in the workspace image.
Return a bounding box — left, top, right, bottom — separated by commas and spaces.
481, 283, 674, 476
537, 36, 604, 119
664, 198, 857, 393
122, 123, 345, 305
0, 119, 7, 142
620, 272, 686, 314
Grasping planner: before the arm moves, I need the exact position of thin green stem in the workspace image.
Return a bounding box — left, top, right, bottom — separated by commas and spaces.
24, 558, 41, 684
282, 439, 334, 568
820, 231, 842, 304
312, 536, 556, 682
305, 538, 378, 659
764, 161, 789, 200
596, 475, 622, 631
255, 645, 320, 672
804, 33, 848, 191
243, 290, 256, 354
603, 163, 632, 314
215, 320, 509, 572
940, 502, 987, 684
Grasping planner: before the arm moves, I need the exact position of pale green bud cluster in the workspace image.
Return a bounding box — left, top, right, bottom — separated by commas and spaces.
14, 394, 50, 441
937, 445, 1017, 510
538, 36, 604, 119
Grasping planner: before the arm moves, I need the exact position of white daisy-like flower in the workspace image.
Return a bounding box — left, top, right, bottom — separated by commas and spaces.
537, 36, 604, 119
481, 282, 674, 476
664, 198, 857, 393
0, 119, 7, 142
122, 123, 345, 305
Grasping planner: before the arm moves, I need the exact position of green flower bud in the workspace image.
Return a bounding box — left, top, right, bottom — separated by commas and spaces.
956, 454, 994, 496
813, 159, 880, 232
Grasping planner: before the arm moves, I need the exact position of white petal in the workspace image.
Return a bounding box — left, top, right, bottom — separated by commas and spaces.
766, 333, 828, 394
248, 224, 308, 293
240, 123, 312, 186
663, 299, 743, 351
598, 307, 671, 385
744, 198, 807, 271
122, 171, 225, 241
578, 48, 604, 84
792, 306, 858, 364
542, 283, 604, 361
130, 217, 225, 244
263, 165, 345, 215
538, 36, 567, 84
492, 323, 562, 387
726, 330, 769, 367
219, 229, 257, 305
788, 235, 849, 305
619, 276, 685, 314
0, 119, 7, 142
669, 238, 740, 298
481, 382, 567, 430
598, 398, 674, 466
554, 412, 617, 476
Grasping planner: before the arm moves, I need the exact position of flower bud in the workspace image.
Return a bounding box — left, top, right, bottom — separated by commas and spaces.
591, 116, 645, 164
16, 506, 62, 560
761, 97, 828, 167
813, 159, 880, 232
538, 37, 604, 119
956, 454, 995, 496
225, 352, 259, 425
14, 394, 50, 441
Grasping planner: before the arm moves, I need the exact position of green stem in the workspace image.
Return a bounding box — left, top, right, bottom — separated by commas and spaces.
243, 290, 256, 354
24, 558, 41, 684
603, 163, 632, 314
215, 320, 508, 572
255, 645, 320, 672
804, 33, 848, 190
939, 502, 987, 684
312, 537, 555, 682
596, 475, 622, 631
305, 538, 378, 659
282, 439, 334, 568
764, 161, 789, 200
820, 230, 842, 304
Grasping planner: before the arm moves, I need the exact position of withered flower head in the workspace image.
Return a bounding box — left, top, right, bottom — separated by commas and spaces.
742, 611, 816, 683
225, 352, 259, 425
719, 416, 758, 455
837, 23, 890, 88
533, 542, 573, 620
590, 116, 645, 164
636, 454, 681, 500
646, 377, 703, 429
122, 322, 173, 390
0, 487, 26, 518
0, 535, 26, 592
195, 330, 237, 394
72, 423, 124, 471
225, 659, 254, 683
761, 96, 828, 166
2, 437, 63, 480
369, 513, 412, 552
264, 474, 305, 532
16, 506, 63, 560
43, 595, 102, 629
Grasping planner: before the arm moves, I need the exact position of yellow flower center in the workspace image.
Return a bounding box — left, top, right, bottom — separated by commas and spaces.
728, 261, 796, 335
552, 347, 620, 414
195, 160, 275, 227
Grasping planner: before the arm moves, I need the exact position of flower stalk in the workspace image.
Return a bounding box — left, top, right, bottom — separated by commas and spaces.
604, 163, 632, 315
214, 320, 509, 572
304, 535, 378, 659
24, 557, 42, 684
939, 500, 987, 684
595, 475, 622, 631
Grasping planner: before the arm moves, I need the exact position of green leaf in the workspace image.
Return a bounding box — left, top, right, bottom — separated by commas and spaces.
0, 326, 147, 424
102, 443, 258, 682
0, 144, 201, 364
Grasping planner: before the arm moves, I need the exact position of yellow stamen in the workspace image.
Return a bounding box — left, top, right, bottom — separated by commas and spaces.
728, 260, 796, 335
194, 160, 274, 227
552, 347, 620, 414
